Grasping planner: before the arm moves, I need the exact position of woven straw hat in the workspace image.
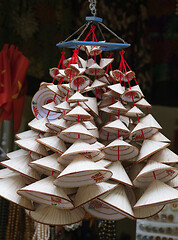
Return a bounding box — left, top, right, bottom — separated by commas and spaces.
150, 148, 178, 164
99, 128, 118, 141
136, 140, 170, 163
129, 122, 159, 141
18, 176, 74, 209
125, 106, 145, 117
0, 155, 40, 181
102, 119, 130, 136
0, 175, 34, 210
133, 160, 177, 188
110, 70, 124, 82
67, 91, 88, 103
106, 161, 133, 187
77, 56, 87, 68
90, 79, 107, 89
134, 180, 178, 208
54, 155, 112, 188
16, 130, 39, 140
108, 83, 125, 95
74, 181, 118, 208
99, 97, 116, 108
55, 101, 71, 112
42, 101, 61, 113
46, 118, 69, 132
84, 198, 126, 220
103, 90, 119, 99
123, 71, 135, 82
63, 105, 93, 121
15, 138, 49, 156
91, 141, 105, 150
134, 203, 164, 219
84, 96, 99, 116
85, 63, 105, 76
83, 121, 97, 130
29, 153, 64, 178
98, 185, 135, 220
29, 204, 85, 225
36, 136, 66, 154
167, 175, 178, 188
108, 101, 128, 114
98, 76, 110, 84
135, 98, 152, 109
121, 85, 144, 103
31, 86, 62, 120
97, 159, 112, 167
99, 58, 114, 69
6, 149, 29, 159
148, 132, 171, 142
139, 114, 162, 129
70, 75, 90, 91
28, 117, 52, 133
58, 122, 97, 144
103, 138, 139, 162
57, 139, 101, 165
47, 84, 64, 97
57, 84, 74, 97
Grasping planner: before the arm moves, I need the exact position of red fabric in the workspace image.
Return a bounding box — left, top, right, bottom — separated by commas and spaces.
0, 44, 30, 133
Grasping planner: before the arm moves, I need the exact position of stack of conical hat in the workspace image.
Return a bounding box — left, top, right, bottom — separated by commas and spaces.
1, 42, 178, 226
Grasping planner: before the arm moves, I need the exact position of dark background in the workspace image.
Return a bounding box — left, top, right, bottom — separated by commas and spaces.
0, 0, 177, 103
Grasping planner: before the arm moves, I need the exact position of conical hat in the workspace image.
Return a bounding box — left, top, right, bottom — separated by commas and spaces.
108, 83, 125, 95
98, 97, 115, 108
134, 180, 178, 208
103, 90, 119, 98
88, 129, 99, 138
58, 122, 96, 143
29, 153, 64, 178
151, 148, 178, 163
85, 63, 105, 76
103, 138, 139, 161
90, 79, 107, 89
123, 71, 135, 82
77, 56, 87, 68
121, 86, 143, 103
84, 96, 99, 116
125, 106, 145, 117
100, 58, 114, 69
69, 64, 85, 74
148, 132, 171, 142
91, 141, 105, 150
136, 140, 170, 163
42, 101, 61, 112
167, 175, 178, 188
16, 130, 39, 140
49, 68, 61, 81
98, 185, 135, 219
64, 65, 79, 78
128, 162, 145, 182
97, 159, 112, 167
67, 91, 88, 103
100, 106, 115, 115
134, 204, 164, 219
84, 198, 126, 220
6, 149, 29, 159
70, 101, 90, 111
46, 118, 68, 132
29, 204, 85, 225
99, 128, 118, 141
139, 114, 162, 129
63, 105, 93, 121
54, 155, 112, 188
74, 181, 118, 208
70, 75, 90, 91
133, 160, 177, 188
98, 76, 110, 84
110, 70, 124, 82
106, 162, 133, 187
28, 117, 51, 133
108, 101, 128, 114
47, 84, 64, 97
31, 86, 62, 120
0, 175, 34, 210
55, 101, 71, 112
135, 98, 152, 108
103, 119, 130, 135
0, 155, 40, 181
0, 168, 18, 179
57, 84, 74, 97
18, 176, 73, 209
129, 122, 159, 141
36, 136, 66, 154
15, 138, 48, 156
57, 139, 100, 163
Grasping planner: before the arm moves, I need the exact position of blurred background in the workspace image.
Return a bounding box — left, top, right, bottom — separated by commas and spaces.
0, 0, 177, 239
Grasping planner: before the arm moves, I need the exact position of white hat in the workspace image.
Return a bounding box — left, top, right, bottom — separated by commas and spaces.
102, 119, 130, 136
100, 58, 114, 69
16, 130, 39, 139
46, 118, 69, 132
29, 204, 85, 225
28, 117, 52, 133
125, 106, 145, 117
70, 75, 90, 91
136, 140, 170, 163
55, 101, 71, 112
110, 70, 124, 82
85, 63, 105, 76
42, 101, 61, 113
67, 91, 88, 103
54, 155, 112, 188
36, 136, 66, 154
151, 148, 178, 164
148, 132, 171, 142
108, 83, 125, 95
47, 84, 64, 98
18, 176, 74, 209
135, 98, 152, 109
58, 122, 97, 144
84, 96, 99, 116
6, 148, 29, 159
63, 105, 93, 121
